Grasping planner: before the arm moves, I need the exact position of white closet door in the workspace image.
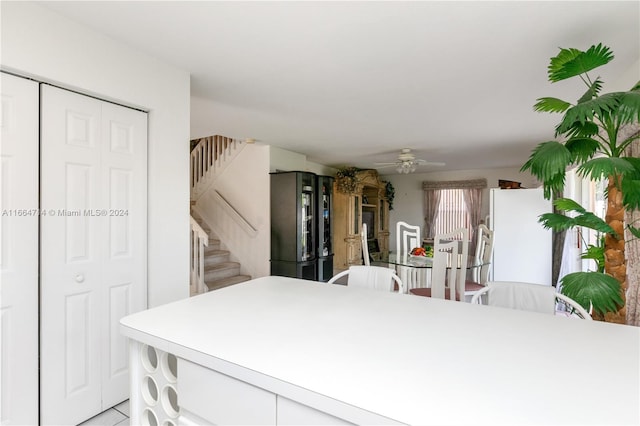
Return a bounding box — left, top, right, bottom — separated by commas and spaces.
99, 101, 147, 408
40, 85, 147, 425
0, 73, 39, 425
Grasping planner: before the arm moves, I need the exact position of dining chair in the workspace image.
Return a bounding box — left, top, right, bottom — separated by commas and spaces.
409, 227, 469, 301
470, 281, 592, 319
361, 222, 370, 266
464, 224, 494, 301
395, 221, 422, 292
328, 265, 404, 293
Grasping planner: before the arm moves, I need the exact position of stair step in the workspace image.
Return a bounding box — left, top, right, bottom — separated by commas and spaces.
205, 239, 221, 251
205, 275, 252, 292
204, 249, 230, 266
204, 261, 240, 282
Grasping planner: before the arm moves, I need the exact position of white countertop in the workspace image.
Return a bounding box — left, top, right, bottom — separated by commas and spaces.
120, 276, 640, 425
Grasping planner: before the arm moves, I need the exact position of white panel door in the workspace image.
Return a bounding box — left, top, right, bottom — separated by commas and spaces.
0, 73, 39, 425
40, 85, 147, 425
100, 101, 147, 408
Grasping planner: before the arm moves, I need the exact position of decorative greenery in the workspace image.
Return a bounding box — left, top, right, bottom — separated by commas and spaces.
335, 167, 360, 193
521, 43, 640, 321
538, 198, 623, 316
384, 181, 395, 210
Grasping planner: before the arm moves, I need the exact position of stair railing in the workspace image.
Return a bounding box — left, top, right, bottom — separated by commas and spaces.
214, 190, 258, 238
190, 135, 245, 200
190, 215, 209, 294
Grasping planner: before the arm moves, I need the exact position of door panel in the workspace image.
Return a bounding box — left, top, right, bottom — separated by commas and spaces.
41, 85, 147, 424
41, 85, 103, 425
0, 73, 39, 426
100, 101, 147, 408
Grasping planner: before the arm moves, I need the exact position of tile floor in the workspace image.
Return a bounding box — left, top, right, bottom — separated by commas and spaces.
78, 400, 129, 426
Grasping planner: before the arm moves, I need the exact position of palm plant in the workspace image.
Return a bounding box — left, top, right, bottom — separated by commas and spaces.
521, 44, 640, 322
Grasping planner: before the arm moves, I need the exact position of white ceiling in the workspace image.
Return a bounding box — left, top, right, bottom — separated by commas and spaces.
38, 1, 640, 173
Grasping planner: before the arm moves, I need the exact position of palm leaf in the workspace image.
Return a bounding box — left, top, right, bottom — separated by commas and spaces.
629, 225, 640, 239
562, 121, 599, 139
617, 90, 640, 125
553, 197, 587, 214
560, 272, 623, 316
534, 97, 572, 113
538, 212, 575, 231
577, 157, 636, 181
547, 44, 614, 83
520, 141, 571, 181
581, 244, 605, 273
576, 78, 604, 104
557, 93, 620, 134
539, 203, 616, 236
621, 177, 640, 210
564, 137, 600, 163
574, 212, 617, 236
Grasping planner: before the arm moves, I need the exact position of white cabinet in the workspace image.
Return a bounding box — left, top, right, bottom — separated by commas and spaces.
176, 359, 353, 425
277, 397, 353, 425
178, 359, 276, 424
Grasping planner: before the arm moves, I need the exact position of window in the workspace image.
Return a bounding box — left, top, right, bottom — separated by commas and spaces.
423, 178, 486, 240
433, 189, 470, 237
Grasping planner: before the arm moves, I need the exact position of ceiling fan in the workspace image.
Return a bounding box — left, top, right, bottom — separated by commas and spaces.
374, 148, 445, 174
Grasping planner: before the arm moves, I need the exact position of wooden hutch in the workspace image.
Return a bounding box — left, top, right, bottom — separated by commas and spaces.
332, 169, 390, 272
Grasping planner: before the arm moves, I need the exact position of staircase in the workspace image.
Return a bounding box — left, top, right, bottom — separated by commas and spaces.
191, 210, 251, 294
189, 135, 252, 295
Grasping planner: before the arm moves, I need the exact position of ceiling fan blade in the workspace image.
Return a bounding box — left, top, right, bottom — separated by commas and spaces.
414, 159, 446, 167
374, 163, 398, 168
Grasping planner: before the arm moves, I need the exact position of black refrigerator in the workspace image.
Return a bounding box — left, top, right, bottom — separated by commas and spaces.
270, 171, 333, 281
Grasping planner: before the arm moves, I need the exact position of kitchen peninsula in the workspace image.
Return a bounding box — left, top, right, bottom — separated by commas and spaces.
120, 276, 640, 425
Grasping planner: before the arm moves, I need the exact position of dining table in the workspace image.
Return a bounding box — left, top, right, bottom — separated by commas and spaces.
372, 252, 488, 294
120, 276, 640, 425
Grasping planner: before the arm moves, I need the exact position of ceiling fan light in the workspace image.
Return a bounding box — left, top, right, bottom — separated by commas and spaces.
395, 160, 415, 174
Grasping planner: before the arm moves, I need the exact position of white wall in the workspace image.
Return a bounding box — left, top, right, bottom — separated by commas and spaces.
269, 145, 337, 176
382, 167, 537, 251
195, 144, 271, 278
1, 2, 191, 307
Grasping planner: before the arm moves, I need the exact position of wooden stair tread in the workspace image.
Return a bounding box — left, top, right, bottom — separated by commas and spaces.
206, 275, 252, 291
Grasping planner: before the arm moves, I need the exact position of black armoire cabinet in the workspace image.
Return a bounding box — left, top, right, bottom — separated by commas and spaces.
316, 175, 334, 282
270, 171, 333, 281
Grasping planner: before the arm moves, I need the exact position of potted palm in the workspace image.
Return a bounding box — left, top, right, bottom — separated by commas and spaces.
521, 43, 640, 323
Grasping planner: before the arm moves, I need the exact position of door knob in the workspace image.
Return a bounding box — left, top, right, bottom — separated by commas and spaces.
75, 274, 85, 283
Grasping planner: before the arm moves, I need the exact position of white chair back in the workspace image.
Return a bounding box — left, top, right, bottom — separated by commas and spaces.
431, 228, 469, 301
395, 221, 422, 292
361, 223, 370, 266
472, 224, 494, 284
328, 265, 404, 293
470, 281, 592, 319
396, 221, 421, 257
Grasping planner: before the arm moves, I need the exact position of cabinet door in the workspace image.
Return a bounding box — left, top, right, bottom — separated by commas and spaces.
178, 359, 276, 424
0, 73, 39, 426
40, 85, 147, 425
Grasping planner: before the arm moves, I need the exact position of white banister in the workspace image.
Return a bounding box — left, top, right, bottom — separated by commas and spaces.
190, 135, 245, 200
190, 216, 209, 295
